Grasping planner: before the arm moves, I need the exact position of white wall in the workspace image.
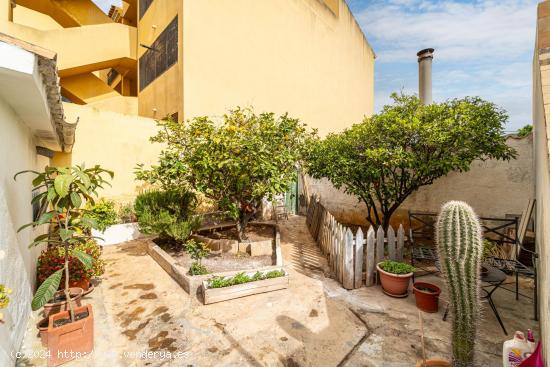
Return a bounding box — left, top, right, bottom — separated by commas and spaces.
0, 97, 48, 366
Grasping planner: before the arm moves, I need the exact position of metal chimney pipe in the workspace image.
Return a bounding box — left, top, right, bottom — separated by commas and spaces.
417, 48, 434, 105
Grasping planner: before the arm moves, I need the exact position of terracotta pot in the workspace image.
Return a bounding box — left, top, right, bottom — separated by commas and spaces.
413, 282, 441, 313
43, 288, 83, 318
47, 304, 94, 367
68, 279, 89, 291
415, 359, 451, 367
377, 263, 413, 297
36, 317, 49, 347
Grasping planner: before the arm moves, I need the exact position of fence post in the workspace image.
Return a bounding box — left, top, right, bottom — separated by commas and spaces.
366, 227, 375, 286
343, 228, 355, 289
397, 224, 405, 261
376, 226, 385, 266
387, 226, 396, 261
354, 228, 364, 288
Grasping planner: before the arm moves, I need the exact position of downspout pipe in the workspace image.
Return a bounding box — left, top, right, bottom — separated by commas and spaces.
417, 48, 434, 105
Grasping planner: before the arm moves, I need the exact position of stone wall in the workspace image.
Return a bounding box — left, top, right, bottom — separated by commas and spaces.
305, 134, 534, 228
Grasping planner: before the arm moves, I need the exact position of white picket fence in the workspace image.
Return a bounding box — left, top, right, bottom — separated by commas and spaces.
306, 195, 405, 289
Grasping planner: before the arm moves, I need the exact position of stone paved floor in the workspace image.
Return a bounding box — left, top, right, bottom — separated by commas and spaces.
17, 215, 539, 366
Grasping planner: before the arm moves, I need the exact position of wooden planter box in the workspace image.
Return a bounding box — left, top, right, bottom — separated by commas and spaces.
202, 270, 289, 304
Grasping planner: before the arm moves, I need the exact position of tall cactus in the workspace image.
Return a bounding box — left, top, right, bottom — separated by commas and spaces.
436, 201, 483, 367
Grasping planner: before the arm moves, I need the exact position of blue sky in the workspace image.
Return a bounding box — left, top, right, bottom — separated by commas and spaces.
347, 0, 539, 131
94, 0, 537, 131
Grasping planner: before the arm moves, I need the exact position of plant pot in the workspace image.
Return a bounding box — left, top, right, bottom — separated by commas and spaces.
36, 317, 49, 347
413, 282, 441, 313
415, 359, 451, 367
43, 287, 83, 318
68, 279, 89, 291
377, 263, 413, 297
47, 304, 94, 367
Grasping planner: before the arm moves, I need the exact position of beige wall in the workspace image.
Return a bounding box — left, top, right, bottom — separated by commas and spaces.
182, 0, 375, 136
308, 135, 534, 227
0, 97, 48, 366
12, 4, 63, 30
533, 1, 550, 360
55, 103, 162, 202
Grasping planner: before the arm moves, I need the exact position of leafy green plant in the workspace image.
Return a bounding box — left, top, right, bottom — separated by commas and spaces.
0, 284, 12, 323
517, 124, 533, 137
206, 269, 286, 288
304, 93, 516, 229
15, 165, 113, 321
184, 239, 209, 275
136, 107, 315, 240
84, 198, 117, 232
134, 189, 198, 243
117, 202, 136, 223
378, 260, 415, 275
436, 201, 483, 367
37, 240, 105, 285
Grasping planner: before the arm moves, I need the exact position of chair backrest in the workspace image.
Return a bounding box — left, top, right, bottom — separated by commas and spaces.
408, 211, 438, 242
517, 199, 535, 246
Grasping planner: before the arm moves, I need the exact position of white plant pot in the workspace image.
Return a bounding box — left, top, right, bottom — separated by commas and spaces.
92, 223, 141, 246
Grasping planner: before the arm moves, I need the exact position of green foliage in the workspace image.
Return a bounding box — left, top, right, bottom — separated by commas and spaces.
206, 269, 286, 288
184, 239, 209, 262
0, 284, 12, 313
134, 189, 198, 242
117, 202, 136, 223
436, 201, 483, 367
378, 260, 415, 275
517, 124, 533, 137
37, 240, 105, 285
189, 262, 209, 276
84, 198, 118, 232
304, 93, 516, 229
15, 165, 112, 313
136, 107, 315, 239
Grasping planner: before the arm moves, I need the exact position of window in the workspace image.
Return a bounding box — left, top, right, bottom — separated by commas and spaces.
139, 0, 154, 19
139, 16, 178, 91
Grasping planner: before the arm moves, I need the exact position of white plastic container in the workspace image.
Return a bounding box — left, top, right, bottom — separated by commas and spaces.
503, 331, 529, 367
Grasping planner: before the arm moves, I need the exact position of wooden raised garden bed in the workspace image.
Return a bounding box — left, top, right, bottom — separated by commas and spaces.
202, 269, 289, 304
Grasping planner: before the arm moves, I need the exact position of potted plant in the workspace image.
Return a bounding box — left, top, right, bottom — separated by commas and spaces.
36, 240, 105, 294
376, 260, 415, 297
413, 282, 441, 313
423, 201, 483, 367
16, 165, 112, 366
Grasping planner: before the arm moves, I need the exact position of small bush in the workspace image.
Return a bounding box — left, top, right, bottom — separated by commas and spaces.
84, 198, 118, 232
189, 262, 208, 275
378, 260, 415, 275
117, 202, 136, 223
517, 124, 533, 137
207, 269, 285, 288
37, 241, 105, 287
135, 189, 198, 242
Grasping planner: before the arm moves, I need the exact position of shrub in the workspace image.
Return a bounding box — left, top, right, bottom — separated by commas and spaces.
117, 202, 136, 223
134, 189, 198, 242
184, 239, 209, 275
37, 241, 105, 287
517, 124, 533, 137
84, 198, 118, 232
378, 260, 415, 275
189, 262, 208, 276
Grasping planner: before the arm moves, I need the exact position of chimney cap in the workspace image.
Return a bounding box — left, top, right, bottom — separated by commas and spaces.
417, 48, 435, 58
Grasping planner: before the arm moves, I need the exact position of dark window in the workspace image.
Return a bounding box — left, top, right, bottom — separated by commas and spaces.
139, 16, 178, 91
107, 68, 119, 85
139, 0, 154, 19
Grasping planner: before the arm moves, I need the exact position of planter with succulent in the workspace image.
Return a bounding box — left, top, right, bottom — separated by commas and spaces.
16, 165, 112, 366
376, 260, 415, 297
36, 240, 105, 294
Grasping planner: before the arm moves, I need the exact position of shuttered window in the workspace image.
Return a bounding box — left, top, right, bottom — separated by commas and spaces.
139, 16, 178, 91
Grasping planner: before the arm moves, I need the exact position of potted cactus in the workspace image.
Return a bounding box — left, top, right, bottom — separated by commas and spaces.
424, 201, 483, 367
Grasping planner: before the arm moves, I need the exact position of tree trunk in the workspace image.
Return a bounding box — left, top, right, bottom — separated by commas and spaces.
237, 211, 254, 241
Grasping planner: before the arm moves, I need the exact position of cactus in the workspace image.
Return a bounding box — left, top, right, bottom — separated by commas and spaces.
436, 201, 483, 367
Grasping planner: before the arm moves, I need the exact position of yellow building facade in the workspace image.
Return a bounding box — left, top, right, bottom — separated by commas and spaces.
0, 0, 375, 196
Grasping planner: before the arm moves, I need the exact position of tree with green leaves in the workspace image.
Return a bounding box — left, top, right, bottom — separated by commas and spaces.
15, 165, 113, 321
304, 93, 516, 229
137, 108, 314, 240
